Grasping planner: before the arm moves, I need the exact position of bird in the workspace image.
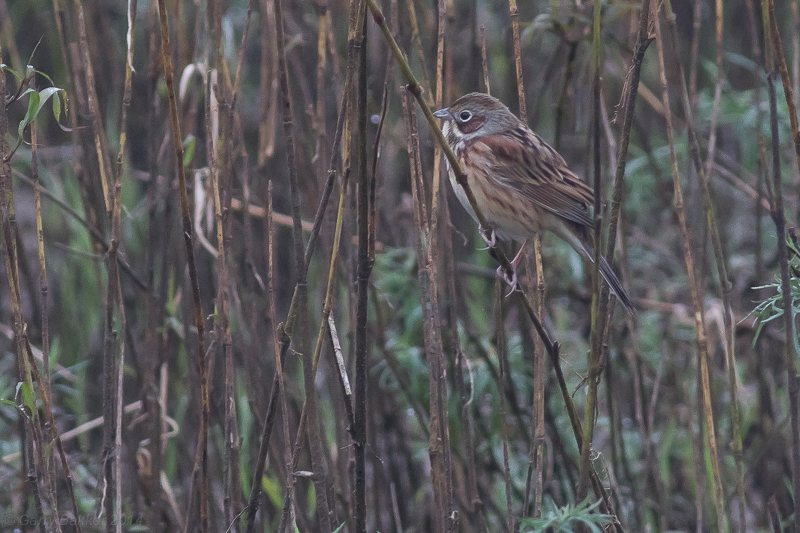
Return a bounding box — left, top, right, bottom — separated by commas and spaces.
433, 92, 634, 313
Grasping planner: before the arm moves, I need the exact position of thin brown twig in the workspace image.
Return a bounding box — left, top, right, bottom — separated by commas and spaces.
154, 2, 209, 530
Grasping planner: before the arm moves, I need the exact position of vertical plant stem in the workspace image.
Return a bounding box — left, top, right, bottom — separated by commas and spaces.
765, 0, 800, 526
401, 90, 444, 533
653, 5, 726, 531
431, 0, 455, 530
353, 12, 370, 533
605, 0, 650, 269
495, 282, 515, 532
531, 235, 545, 519
508, 0, 525, 119
660, 0, 744, 526
270, 182, 296, 533
768, 67, 800, 533
72, 0, 114, 212
272, 0, 332, 523
766, 0, 800, 204
702, 0, 724, 180
578, 0, 604, 503
155, 1, 208, 530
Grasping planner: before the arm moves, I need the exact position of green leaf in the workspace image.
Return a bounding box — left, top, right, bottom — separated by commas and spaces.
261, 473, 283, 509
18, 86, 67, 139
19, 381, 36, 418
183, 134, 196, 167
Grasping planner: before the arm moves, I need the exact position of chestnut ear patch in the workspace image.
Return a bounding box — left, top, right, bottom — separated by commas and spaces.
457, 116, 485, 134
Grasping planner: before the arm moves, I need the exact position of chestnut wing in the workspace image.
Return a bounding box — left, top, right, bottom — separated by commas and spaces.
478, 128, 595, 228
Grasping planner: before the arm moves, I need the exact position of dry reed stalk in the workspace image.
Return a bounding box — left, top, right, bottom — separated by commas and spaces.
578, 0, 605, 503
155, 1, 209, 530
401, 88, 449, 533
494, 281, 515, 532
764, 2, 800, 528
660, 0, 745, 525
652, 5, 726, 531
271, 0, 333, 523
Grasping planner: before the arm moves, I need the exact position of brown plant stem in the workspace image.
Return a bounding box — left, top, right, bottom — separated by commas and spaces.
246, 0, 366, 526
353, 14, 371, 532
494, 282, 514, 532
154, 1, 209, 530
578, 0, 604, 503
272, 0, 332, 523
767, 63, 800, 533
653, 4, 726, 531
661, 0, 744, 526
401, 88, 448, 533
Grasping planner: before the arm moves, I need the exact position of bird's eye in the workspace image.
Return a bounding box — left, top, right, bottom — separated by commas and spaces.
458, 110, 472, 122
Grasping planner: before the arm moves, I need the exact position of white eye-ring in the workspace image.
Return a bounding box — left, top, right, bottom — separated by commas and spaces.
458, 110, 472, 122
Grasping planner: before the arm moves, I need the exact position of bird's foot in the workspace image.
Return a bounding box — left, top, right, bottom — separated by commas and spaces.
496, 265, 519, 297
478, 226, 497, 250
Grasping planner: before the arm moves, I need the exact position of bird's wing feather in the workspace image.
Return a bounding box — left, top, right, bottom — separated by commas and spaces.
477, 127, 595, 227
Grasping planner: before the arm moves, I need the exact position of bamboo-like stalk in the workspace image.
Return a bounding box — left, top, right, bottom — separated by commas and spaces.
258, 0, 278, 164
269, 182, 296, 533
602, 0, 652, 519
660, 0, 744, 527
71, 0, 113, 213
205, 0, 240, 526
353, 16, 371, 531
765, 0, 800, 202
578, 0, 604, 502
702, 0, 724, 181
764, 2, 800, 529
30, 86, 59, 528
401, 88, 449, 533
494, 281, 514, 532
531, 234, 546, 519
766, 68, 799, 533
505, 0, 547, 519
604, 0, 650, 282
99, 0, 136, 528
652, 5, 726, 531
430, 0, 455, 529
154, 2, 209, 530
246, 0, 367, 527
112, 3, 136, 531
3, 73, 47, 533
271, 0, 332, 524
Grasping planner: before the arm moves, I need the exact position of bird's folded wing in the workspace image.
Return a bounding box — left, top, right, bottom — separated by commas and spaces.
478, 131, 595, 228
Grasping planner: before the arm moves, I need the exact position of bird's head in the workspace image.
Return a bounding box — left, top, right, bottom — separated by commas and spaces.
433, 93, 517, 145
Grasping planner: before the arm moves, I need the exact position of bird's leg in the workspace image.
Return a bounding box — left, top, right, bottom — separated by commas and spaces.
478, 226, 497, 250
496, 240, 528, 296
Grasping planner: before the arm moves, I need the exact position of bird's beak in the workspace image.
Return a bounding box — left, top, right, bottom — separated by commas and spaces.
433, 107, 451, 120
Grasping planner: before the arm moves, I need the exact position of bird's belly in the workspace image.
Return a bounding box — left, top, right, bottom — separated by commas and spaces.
448, 167, 540, 242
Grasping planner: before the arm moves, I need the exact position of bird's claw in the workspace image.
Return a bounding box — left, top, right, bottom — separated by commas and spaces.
479, 226, 497, 250
496, 265, 519, 297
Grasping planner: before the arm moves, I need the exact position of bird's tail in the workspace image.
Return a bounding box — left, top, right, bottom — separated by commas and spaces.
598, 255, 634, 314
564, 226, 634, 314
